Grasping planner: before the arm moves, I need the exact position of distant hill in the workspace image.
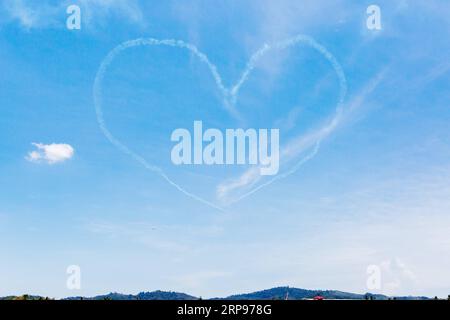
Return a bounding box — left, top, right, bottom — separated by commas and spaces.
221, 287, 389, 300
65, 290, 197, 300
222, 287, 431, 300
1, 287, 431, 300
0, 295, 53, 300
222, 287, 360, 300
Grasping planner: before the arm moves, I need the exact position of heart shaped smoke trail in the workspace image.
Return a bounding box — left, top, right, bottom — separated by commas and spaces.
93, 35, 347, 211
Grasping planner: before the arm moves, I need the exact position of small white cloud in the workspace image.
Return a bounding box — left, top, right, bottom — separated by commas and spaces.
26, 143, 74, 164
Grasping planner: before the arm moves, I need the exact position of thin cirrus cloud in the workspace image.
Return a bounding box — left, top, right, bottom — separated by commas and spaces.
0, 0, 143, 29
216, 69, 386, 204
26, 143, 75, 164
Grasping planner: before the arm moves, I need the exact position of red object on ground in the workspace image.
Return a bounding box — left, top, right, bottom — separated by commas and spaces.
313, 296, 324, 300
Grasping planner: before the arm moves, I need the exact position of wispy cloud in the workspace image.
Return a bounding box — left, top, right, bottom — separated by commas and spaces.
378, 258, 418, 295
274, 106, 303, 132
78, 0, 144, 27
1, 0, 59, 29
0, 0, 144, 29
211, 164, 450, 296
249, 0, 351, 40
3, 0, 35, 28
217, 69, 386, 204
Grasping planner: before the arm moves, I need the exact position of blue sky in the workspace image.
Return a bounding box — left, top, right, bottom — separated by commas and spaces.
0, 0, 450, 298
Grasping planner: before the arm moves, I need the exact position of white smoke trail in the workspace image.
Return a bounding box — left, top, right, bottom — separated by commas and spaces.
93, 39, 226, 212
93, 35, 347, 210
218, 35, 347, 204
